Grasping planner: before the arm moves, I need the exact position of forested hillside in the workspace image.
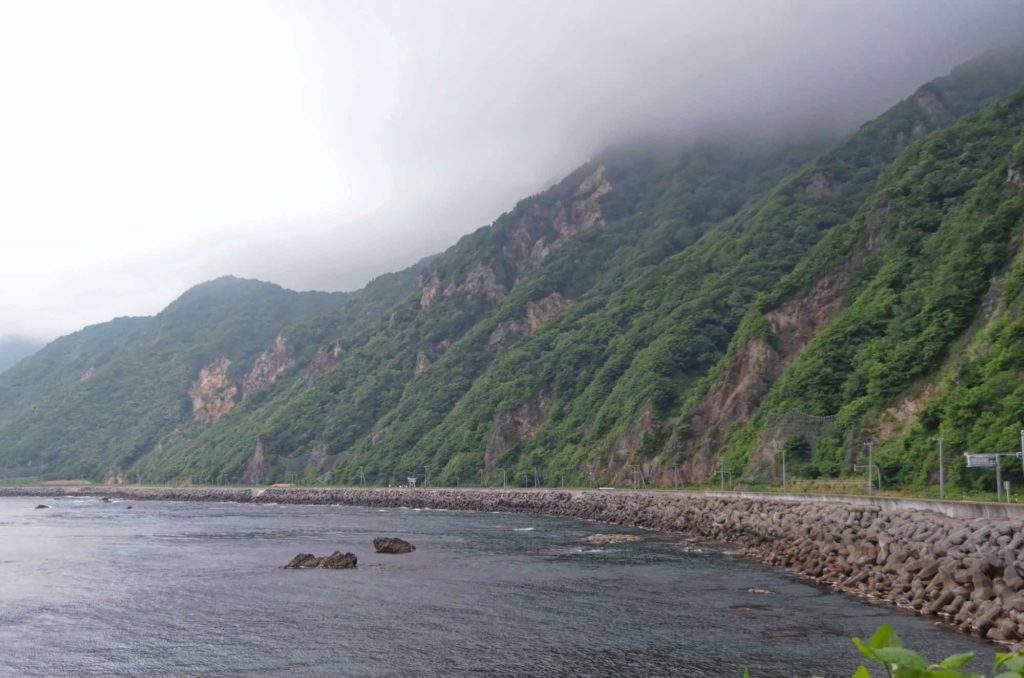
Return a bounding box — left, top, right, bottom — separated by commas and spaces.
3, 47, 1024, 491
0, 272, 418, 480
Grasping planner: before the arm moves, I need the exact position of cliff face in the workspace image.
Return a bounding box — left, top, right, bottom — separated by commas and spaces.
242, 335, 294, 398
189, 357, 237, 424
3, 49, 1024, 489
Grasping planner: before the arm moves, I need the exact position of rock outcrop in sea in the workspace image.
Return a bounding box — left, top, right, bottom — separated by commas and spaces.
373, 537, 415, 554
283, 551, 357, 569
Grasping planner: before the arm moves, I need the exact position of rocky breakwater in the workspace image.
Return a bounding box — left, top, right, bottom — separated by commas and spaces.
6, 486, 1024, 641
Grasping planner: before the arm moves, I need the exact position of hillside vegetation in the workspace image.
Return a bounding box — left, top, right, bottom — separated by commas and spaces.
3, 48, 1024, 492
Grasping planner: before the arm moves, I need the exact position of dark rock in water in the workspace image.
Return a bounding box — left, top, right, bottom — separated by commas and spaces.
373, 537, 415, 554
283, 551, 357, 569
126, 506, 132, 510
34, 504, 49, 509
285, 553, 317, 569
101, 497, 111, 503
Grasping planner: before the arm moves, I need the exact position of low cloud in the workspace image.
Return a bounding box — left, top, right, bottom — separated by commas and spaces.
1, 0, 1021, 338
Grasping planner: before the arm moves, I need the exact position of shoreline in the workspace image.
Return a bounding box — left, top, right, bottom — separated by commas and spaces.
5, 485, 1024, 643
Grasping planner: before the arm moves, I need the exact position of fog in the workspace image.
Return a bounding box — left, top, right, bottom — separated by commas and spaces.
1, 0, 1021, 339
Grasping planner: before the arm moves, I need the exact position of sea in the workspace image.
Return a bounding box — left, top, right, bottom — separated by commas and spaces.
0, 496, 996, 677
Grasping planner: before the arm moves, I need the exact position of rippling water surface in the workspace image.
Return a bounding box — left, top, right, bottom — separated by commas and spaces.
0, 496, 994, 677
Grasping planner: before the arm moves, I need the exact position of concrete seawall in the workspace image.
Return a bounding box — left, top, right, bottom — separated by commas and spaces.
6, 485, 1024, 642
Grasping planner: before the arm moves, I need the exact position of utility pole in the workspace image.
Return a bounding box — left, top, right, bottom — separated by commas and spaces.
938, 438, 945, 500
533, 467, 539, 489
866, 442, 873, 497
782, 449, 787, 491
502, 469, 507, 489
1015, 430, 1024, 483
424, 466, 430, 488
359, 467, 366, 487
854, 443, 880, 498
997, 455, 1004, 503
673, 466, 679, 489
480, 468, 485, 487
720, 455, 725, 491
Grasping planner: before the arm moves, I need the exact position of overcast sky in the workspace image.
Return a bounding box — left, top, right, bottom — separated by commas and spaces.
1, 0, 1021, 340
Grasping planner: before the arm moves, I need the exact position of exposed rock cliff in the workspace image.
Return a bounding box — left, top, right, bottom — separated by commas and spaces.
241, 439, 270, 484
413, 350, 432, 377
457, 264, 507, 304
679, 199, 894, 479
502, 165, 612, 276
484, 392, 553, 469
487, 293, 571, 353
189, 357, 237, 424
303, 342, 343, 386
680, 339, 784, 480
611, 405, 658, 461
804, 170, 841, 201
914, 87, 945, 123
242, 335, 294, 398
418, 271, 441, 310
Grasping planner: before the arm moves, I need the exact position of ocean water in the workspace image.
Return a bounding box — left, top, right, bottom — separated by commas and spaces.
0, 496, 995, 677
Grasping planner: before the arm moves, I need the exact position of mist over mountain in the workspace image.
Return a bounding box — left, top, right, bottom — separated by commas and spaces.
3, 42, 1024, 495
1, 1, 1022, 338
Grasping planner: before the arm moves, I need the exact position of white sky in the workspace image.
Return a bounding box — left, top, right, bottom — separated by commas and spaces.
1, 0, 1021, 339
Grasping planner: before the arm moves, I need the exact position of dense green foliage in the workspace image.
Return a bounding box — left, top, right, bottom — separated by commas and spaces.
747, 624, 1024, 678
716, 90, 1024, 490
0, 278, 348, 479
3, 48, 1024, 488
133, 140, 825, 484
859, 623, 1023, 678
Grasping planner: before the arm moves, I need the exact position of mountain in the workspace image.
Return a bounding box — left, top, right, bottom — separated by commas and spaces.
0, 273, 416, 480
0, 336, 44, 374
2, 47, 1024, 491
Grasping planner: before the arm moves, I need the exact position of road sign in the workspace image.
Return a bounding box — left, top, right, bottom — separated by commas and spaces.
965, 454, 999, 468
